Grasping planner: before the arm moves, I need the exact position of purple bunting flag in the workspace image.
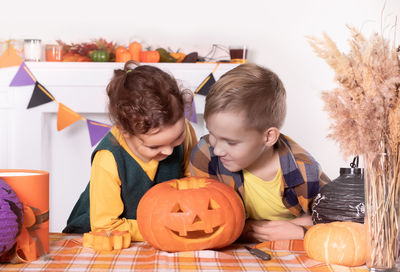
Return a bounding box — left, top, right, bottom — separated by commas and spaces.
87, 119, 111, 147
9, 62, 36, 86
185, 100, 198, 123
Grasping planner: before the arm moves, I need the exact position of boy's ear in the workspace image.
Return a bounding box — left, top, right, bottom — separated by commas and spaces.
264, 127, 280, 147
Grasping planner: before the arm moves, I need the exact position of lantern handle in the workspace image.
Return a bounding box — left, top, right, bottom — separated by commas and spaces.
350, 156, 359, 168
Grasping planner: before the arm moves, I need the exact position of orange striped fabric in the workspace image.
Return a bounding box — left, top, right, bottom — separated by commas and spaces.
0, 233, 369, 271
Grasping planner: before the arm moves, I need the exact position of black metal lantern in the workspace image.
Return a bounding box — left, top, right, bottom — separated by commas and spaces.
312, 156, 365, 224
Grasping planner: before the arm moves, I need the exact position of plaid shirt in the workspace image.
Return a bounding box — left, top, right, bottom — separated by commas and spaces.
190, 134, 330, 217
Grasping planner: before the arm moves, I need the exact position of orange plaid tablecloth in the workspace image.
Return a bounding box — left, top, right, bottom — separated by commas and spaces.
0, 233, 369, 271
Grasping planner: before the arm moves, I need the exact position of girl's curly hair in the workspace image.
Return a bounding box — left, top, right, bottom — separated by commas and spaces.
107, 61, 192, 135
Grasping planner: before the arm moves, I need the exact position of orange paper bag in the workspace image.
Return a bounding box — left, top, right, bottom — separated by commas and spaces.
0, 169, 49, 260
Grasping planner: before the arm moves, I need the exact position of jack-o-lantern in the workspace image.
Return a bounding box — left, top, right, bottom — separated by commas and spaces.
304, 221, 367, 267
137, 177, 245, 252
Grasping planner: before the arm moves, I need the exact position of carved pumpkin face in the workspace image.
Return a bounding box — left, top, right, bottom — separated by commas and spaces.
137, 177, 245, 252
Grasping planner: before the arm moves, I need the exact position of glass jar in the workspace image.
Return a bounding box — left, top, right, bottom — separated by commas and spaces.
45, 44, 63, 62
229, 45, 248, 64
24, 39, 42, 61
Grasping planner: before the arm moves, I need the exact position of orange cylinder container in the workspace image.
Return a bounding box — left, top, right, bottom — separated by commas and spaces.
45, 44, 63, 61
0, 169, 49, 254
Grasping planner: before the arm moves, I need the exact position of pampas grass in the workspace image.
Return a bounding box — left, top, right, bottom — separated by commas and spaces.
308, 26, 400, 269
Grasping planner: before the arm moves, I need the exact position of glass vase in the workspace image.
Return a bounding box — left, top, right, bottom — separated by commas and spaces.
364, 153, 400, 271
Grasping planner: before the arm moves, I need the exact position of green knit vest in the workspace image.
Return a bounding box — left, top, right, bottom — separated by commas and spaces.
63, 132, 183, 234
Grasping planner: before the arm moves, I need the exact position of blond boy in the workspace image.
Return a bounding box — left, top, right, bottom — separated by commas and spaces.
190, 63, 330, 241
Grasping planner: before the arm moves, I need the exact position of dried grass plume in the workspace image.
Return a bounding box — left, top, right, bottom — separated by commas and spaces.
307, 25, 400, 158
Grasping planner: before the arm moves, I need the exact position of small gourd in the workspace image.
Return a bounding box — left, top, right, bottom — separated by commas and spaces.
128, 42, 142, 62
90, 50, 110, 62
304, 221, 367, 267
170, 52, 186, 63
115, 46, 131, 63
156, 48, 177, 62
139, 51, 160, 63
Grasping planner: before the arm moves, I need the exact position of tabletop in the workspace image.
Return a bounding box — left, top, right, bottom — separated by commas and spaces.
0, 233, 369, 271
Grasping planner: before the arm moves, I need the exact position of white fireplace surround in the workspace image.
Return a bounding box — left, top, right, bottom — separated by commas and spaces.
0, 62, 344, 232
0, 62, 238, 232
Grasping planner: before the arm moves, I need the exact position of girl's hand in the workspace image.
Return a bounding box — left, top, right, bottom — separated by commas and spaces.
239, 219, 305, 242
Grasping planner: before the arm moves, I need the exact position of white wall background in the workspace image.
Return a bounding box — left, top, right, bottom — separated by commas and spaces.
0, 0, 399, 217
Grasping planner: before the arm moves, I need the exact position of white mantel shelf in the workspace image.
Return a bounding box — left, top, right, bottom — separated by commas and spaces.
0, 62, 238, 232
0, 61, 237, 86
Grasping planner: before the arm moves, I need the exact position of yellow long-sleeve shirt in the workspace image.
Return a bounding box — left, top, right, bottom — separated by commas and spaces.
89, 120, 197, 241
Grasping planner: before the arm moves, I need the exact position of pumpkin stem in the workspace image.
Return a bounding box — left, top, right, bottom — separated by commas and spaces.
173, 178, 207, 190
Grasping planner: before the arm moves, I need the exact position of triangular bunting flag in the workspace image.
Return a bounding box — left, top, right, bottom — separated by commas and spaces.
195, 73, 216, 96
87, 119, 111, 147
27, 82, 55, 109
185, 100, 198, 123
57, 103, 82, 131
10, 62, 36, 86
0, 44, 22, 68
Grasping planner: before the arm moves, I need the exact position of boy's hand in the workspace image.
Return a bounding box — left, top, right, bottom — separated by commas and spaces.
239, 219, 305, 242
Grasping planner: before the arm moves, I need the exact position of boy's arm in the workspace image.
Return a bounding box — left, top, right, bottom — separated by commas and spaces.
242, 164, 328, 242
289, 214, 313, 225
318, 166, 331, 187
239, 216, 311, 242
296, 160, 331, 215
90, 150, 143, 241
189, 136, 218, 179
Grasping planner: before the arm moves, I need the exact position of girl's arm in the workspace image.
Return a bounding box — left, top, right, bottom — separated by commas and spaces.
89, 150, 143, 241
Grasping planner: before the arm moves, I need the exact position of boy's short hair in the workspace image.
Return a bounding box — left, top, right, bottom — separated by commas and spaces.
204, 63, 286, 131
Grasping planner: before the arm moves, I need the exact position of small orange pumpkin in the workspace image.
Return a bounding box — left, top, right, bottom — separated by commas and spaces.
170, 52, 186, 63
115, 46, 131, 62
304, 221, 367, 266
137, 177, 245, 252
128, 41, 142, 62
139, 51, 160, 63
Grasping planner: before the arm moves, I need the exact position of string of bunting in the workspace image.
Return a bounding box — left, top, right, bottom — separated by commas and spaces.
185, 63, 220, 123
1, 44, 219, 147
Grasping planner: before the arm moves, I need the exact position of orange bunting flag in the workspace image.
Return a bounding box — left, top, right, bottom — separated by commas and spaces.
57, 103, 82, 131
0, 44, 23, 68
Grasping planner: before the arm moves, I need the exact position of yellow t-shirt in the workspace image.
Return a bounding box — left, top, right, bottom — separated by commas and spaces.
243, 168, 295, 221
89, 120, 197, 241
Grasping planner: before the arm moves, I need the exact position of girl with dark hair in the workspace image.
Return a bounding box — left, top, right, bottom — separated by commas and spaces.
63, 61, 197, 242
